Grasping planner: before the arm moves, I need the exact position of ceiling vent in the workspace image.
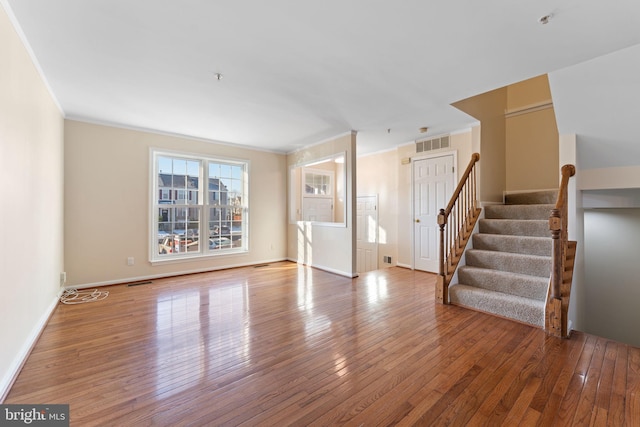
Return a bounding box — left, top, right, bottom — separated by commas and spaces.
416, 135, 450, 153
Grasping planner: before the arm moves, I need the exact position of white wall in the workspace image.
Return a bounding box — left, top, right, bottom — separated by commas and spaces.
550, 43, 640, 170
64, 120, 288, 287
551, 43, 640, 342
583, 209, 640, 347
558, 134, 585, 334
0, 2, 64, 399
561, 131, 640, 345
287, 132, 357, 277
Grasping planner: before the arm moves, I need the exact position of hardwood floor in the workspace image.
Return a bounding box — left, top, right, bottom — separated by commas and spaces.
6, 262, 640, 426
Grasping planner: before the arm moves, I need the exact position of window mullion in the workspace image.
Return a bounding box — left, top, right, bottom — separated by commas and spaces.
201, 160, 208, 254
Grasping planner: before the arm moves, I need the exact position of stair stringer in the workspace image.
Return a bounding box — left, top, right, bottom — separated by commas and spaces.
545, 240, 577, 338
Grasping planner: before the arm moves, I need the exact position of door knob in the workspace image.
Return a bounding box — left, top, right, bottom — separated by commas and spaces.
415, 219, 420, 223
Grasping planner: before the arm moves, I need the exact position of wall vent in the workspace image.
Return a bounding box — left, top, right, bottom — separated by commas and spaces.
416, 135, 450, 153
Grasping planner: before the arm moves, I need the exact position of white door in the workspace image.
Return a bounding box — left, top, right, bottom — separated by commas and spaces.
303, 197, 333, 222
413, 154, 455, 272
357, 195, 378, 273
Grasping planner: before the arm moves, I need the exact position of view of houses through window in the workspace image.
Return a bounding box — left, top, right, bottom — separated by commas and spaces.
152, 151, 247, 260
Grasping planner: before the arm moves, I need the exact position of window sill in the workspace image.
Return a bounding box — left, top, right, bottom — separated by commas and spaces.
150, 249, 248, 266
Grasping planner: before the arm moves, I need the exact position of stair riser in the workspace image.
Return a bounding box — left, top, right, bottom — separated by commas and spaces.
466, 250, 552, 277
458, 267, 548, 300
479, 219, 549, 237
505, 190, 558, 205
449, 284, 545, 327
484, 204, 554, 220
472, 234, 551, 256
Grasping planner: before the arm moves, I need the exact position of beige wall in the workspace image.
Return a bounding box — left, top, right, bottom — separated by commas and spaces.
453, 88, 507, 203
367, 129, 474, 269
64, 120, 288, 287
507, 74, 552, 110
335, 161, 345, 224
505, 109, 559, 190
357, 149, 399, 268
396, 144, 415, 267
453, 75, 560, 199
451, 131, 475, 175
287, 132, 357, 277
505, 75, 559, 191
0, 4, 65, 396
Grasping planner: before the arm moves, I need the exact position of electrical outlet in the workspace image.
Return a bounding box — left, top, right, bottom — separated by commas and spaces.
127, 257, 135, 266
60, 272, 66, 286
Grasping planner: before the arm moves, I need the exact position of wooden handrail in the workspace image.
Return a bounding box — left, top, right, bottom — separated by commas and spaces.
554, 165, 576, 209
443, 153, 480, 215
547, 164, 576, 338
436, 153, 481, 304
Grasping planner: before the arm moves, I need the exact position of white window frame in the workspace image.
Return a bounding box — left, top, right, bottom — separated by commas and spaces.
150, 149, 249, 263
303, 168, 334, 196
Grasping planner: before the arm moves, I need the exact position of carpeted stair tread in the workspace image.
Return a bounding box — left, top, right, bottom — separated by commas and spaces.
479, 219, 549, 237
484, 204, 554, 220
449, 284, 545, 327
466, 249, 551, 277
472, 233, 551, 256
458, 266, 549, 300
505, 190, 558, 205
448, 190, 558, 328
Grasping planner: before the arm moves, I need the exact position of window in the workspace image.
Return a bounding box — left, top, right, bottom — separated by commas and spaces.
151, 150, 248, 261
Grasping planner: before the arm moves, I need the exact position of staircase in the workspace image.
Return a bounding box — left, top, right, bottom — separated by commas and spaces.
448, 190, 557, 327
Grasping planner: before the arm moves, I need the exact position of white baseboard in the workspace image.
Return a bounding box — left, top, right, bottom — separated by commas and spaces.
286, 258, 357, 278
395, 263, 412, 269
67, 258, 289, 290
310, 263, 358, 278
0, 291, 61, 403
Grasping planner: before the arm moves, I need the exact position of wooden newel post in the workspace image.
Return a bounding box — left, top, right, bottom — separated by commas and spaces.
436, 208, 447, 304
546, 164, 576, 338
547, 207, 563, 337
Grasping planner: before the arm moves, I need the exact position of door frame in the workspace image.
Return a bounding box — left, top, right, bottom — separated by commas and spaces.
411, 150, 457, 271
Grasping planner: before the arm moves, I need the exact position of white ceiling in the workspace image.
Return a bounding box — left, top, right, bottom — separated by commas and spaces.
4, 0, 640, 155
